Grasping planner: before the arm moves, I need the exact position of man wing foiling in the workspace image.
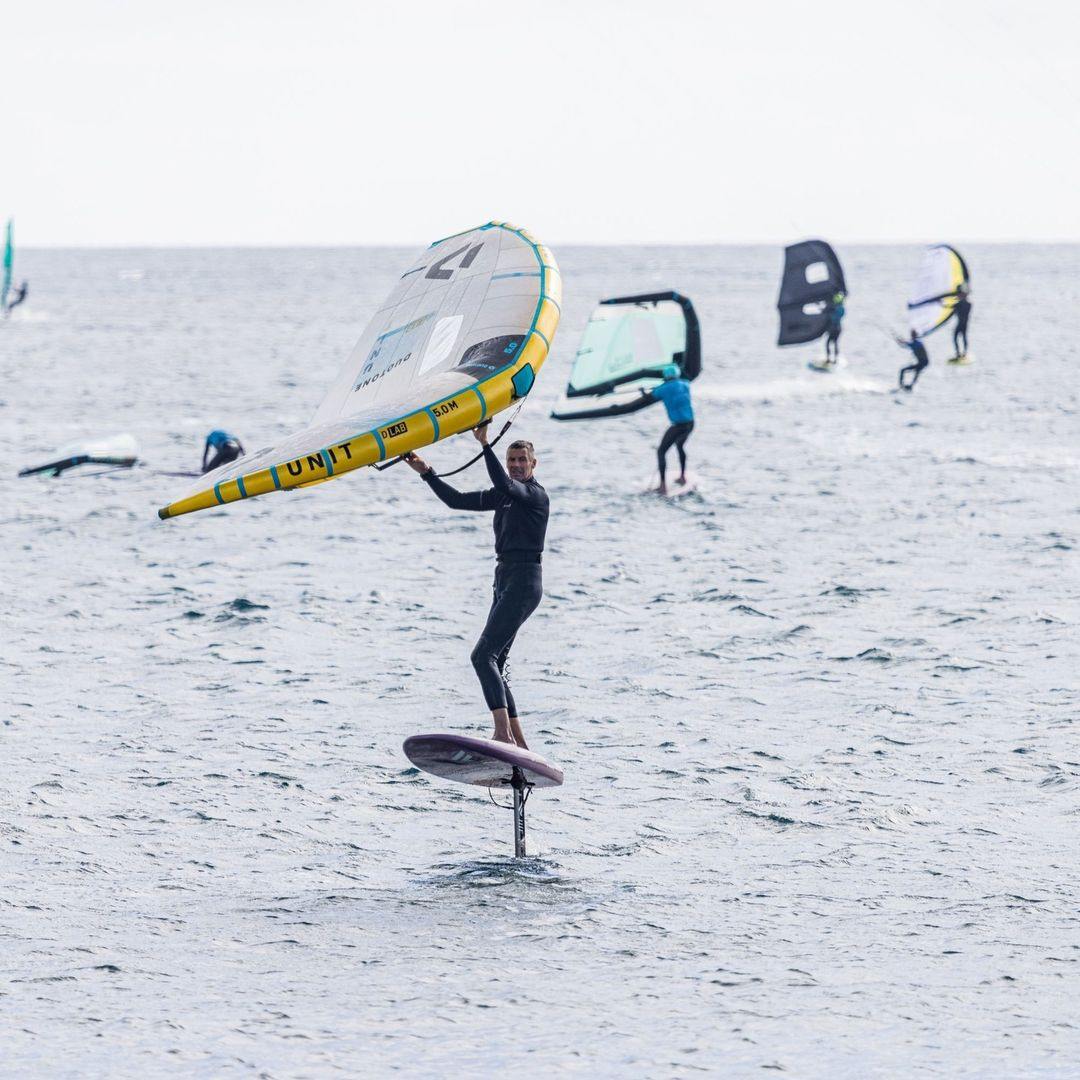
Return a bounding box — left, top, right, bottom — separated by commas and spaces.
202, 429, 245, 474
951, 285, 972, 358
642, 364, 695, 495
896, 331, 930, 391
405, 427, 548, 750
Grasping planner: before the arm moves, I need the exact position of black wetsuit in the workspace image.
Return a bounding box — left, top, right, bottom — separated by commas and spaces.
658, 422, 694, 483
825, 302, 844, 359
899, 338, 930, 390
952, 296, 971, 357
6, 282, 27, 311
422, 445, 548, 714
202, 439, 244, 474
648, 378, 694, 484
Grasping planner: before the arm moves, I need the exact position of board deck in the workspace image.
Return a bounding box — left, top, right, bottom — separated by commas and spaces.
642, 470, 699, 498
807, 355, 848, 372
946, 352, 975, 366
403, 733, 564, 789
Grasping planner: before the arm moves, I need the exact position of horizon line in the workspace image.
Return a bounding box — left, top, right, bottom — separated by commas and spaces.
14, 236, 1080, 250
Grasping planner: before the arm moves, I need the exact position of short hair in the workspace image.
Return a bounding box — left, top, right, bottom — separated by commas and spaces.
507, 439, 535, 457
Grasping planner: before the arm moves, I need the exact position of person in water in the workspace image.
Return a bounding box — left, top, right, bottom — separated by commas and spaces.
642, 364, 694, 495
896, 330, 930, 391
405, 426, 548, 749
6, 281, 28, 312
952, 283, 972, 358
824, 291, 845, 361
201, 429, 245, 474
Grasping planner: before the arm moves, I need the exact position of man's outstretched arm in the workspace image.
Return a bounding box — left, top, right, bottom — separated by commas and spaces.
404, 451, 493, 511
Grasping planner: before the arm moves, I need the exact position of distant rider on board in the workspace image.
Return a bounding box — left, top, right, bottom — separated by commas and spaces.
405, 427, 548, 750
642, 364, 694, 495
896, 330, 930, 391
951, 283, 972, 359
5, 281, 28, 313
825, 291, 845, 362
201, 429, 245, 474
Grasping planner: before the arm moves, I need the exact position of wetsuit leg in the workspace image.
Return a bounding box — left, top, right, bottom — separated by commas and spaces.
657, 424, 679, 484
470, 564, 542, 711
900, 359, 928, 390
203, 443, 242, 474
826, 327, 840, 359
954, 323, 968, 356
673, 421, 694, 477
496, 637, 518, 717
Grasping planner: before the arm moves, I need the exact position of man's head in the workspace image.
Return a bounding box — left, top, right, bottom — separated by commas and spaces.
910, 329, 919, 341
506, 439, 537, 482
661, 364, 680, 381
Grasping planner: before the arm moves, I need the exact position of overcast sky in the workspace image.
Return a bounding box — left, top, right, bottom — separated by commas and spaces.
6, 0, 1079, 245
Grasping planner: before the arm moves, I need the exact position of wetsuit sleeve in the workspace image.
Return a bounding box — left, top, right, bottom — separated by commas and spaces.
482, 444, 543, 504
421, 469, 496, 511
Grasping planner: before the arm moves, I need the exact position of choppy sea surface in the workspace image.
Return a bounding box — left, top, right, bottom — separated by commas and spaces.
2, 244, 1078, 1078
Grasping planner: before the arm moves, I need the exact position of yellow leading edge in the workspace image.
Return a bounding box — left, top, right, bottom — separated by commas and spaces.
159, 222, 561, 520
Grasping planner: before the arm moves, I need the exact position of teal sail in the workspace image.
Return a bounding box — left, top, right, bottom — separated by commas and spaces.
1, 219, 12, 311
551, 292, 701, 421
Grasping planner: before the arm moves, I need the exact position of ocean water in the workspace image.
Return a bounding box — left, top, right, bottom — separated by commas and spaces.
2, 243, 1078, 1078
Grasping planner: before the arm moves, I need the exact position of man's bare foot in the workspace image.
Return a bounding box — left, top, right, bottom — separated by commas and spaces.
508, 716, 529, 750
676, 474, 687, 486
657, 483, 668, 496
491, 707, 514, 744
